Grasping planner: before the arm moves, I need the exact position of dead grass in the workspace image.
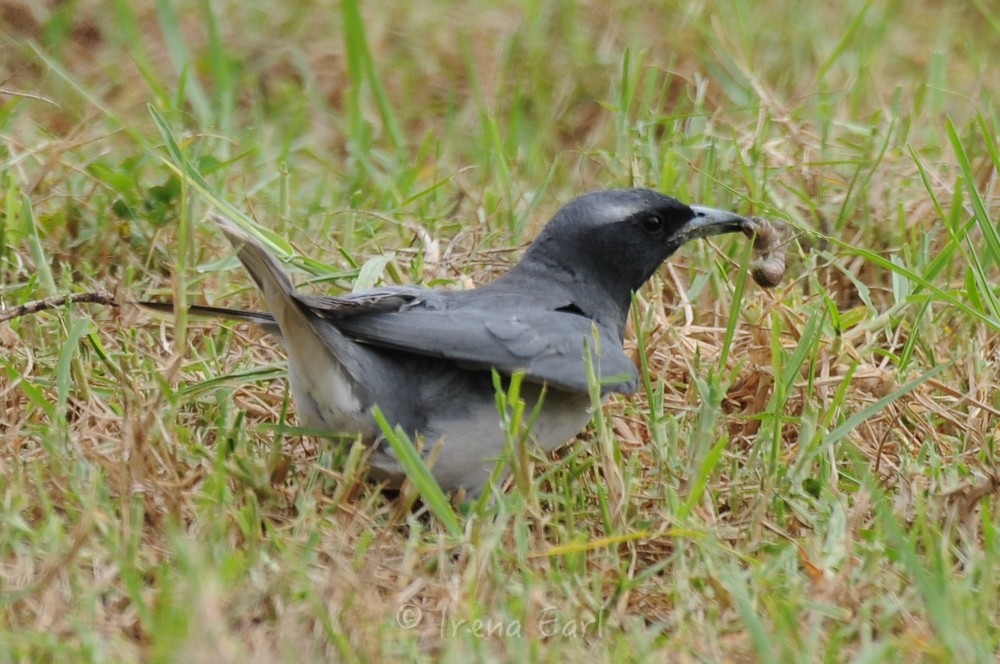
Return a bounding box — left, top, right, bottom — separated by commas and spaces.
2, 0, 1000, 662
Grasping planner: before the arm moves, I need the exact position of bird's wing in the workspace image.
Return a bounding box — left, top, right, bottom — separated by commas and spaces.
296, 286, 436, 318
142, 283, 635, 393
329, 308, 638, 394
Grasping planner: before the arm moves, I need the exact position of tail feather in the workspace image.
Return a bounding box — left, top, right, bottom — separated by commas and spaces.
137, 300, 281, 337
204, 213, 306, 337
207, 213, 296, 298
204, 213, 375, 432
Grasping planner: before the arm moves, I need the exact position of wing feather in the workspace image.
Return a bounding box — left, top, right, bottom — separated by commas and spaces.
331, 309, 638, 394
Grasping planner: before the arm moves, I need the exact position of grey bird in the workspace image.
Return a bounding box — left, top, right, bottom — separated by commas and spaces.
149, 189, 755, 498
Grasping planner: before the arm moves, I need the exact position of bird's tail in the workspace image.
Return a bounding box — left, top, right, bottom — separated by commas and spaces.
208, 213, 297, 302
206, 213, 373, 431
139, 211, 294, 341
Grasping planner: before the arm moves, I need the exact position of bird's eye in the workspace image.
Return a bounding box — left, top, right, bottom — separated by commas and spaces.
642, 215, 665, 233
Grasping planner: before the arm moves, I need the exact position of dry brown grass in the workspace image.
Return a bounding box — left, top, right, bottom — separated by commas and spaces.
2, 0, 999, 661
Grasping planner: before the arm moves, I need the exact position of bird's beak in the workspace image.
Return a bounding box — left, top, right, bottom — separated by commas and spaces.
683, 206, 753, 241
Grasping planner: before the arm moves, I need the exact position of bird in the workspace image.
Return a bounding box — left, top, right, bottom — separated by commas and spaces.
146, 189, 760, 499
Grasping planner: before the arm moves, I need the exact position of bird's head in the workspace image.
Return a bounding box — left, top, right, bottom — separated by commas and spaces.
519, 189, 751, 317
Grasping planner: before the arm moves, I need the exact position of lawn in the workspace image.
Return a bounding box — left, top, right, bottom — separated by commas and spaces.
2, 0, 999, 661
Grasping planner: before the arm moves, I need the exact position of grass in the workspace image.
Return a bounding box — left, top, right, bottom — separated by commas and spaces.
1, 0, 999, 661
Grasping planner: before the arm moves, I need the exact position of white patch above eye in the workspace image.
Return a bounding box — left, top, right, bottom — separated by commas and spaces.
597, 203, 644, 223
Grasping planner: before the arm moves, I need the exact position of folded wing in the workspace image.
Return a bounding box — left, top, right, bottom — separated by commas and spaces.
151, 282, 638, 394
329, 307, 638, 394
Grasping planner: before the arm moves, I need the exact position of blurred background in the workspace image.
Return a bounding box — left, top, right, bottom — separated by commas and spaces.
3, 0, 995, 266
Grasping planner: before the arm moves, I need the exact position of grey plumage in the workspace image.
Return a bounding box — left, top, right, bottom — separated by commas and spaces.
149, 189, 753, 498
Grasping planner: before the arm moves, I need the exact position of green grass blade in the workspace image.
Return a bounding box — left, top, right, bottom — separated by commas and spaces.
341, 0, 404, 153
824, 362, 949, 449
820, 231, 1000, 332
147, 105, 295, 257
677, 433, 728, 519
373, 407, 462, 537
21, 193, 56, 297
155, 0, 210, 123
947, 117, 999, 262
55, 318, 93, 415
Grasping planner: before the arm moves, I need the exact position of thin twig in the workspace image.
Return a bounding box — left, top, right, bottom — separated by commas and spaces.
0, 87, 60, 107
0, 291, 118, 322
